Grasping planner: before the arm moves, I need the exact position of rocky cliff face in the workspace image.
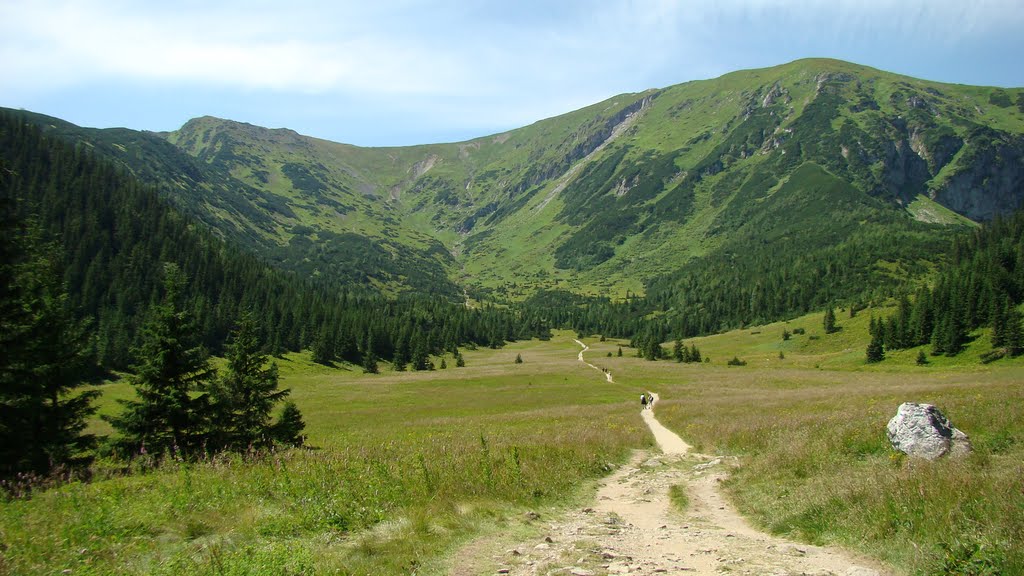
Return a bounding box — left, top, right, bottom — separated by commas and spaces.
930, 131, 1024, 221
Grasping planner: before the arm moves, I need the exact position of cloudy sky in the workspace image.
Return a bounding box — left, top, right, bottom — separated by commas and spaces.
2, 0, 1022, 146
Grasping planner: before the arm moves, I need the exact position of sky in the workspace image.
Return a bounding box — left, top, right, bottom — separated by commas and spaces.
2, 0, 1023, 147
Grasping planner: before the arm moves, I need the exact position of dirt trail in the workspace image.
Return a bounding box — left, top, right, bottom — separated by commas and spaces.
574, 339, 615, 383
462, 342, 891, 576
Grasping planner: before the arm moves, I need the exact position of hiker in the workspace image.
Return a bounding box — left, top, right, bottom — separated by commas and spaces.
646, 393, 654, 409
640, 394, 648, 410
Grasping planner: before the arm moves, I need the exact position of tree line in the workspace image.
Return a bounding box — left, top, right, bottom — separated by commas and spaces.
0, 112, 550, 483
0, 112, 547, 372
868, 211, 1024, 362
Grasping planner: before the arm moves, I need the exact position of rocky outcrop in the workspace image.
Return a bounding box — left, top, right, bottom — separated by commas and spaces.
930, 131, 1024, 221
887, 402, 972, 460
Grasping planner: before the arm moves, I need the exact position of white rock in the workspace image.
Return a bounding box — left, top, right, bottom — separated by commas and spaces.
887, 402, 972, 460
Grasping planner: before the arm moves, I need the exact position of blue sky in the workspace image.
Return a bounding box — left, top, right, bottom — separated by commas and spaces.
2, 0, 1022, 146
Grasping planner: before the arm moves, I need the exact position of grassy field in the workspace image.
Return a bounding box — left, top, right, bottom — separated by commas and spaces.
581, 307, 1024, 575
1, 334, 648, 575
3, 316, 1023, 575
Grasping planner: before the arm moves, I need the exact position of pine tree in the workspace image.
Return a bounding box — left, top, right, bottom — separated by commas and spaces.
393, 334, 409, 371
411, 333, 430, 371
910, 287, 934, 347
455, 351, 466, 367
514, 353, 523, 364
823, 306, 837, 334
672, 339, 684, 362
895, 293, 912, 349
617, 346, 623, 357
105, 264, 216, 457
361, 331, 379, 374
866, 329, 885, 363
270, 400, 305, 446
939, 310, 968, 357
0, 216, 99, 477
311, 331, 335, 365
688, 344, 701, 363
209, 312, 288, 450
991, 296, 1009, 348
440, 358, 447, 369
1005, 304, 1023, 357
916, 349, 928, 365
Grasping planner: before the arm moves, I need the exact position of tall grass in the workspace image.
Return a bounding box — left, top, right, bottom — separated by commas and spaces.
603, 312, 1024, 575
1, 333, 648, 575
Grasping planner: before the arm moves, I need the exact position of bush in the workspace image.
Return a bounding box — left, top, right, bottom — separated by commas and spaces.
727, 356, 747, 366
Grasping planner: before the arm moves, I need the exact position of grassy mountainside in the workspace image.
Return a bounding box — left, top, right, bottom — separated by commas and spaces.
10, 59, 1024, 302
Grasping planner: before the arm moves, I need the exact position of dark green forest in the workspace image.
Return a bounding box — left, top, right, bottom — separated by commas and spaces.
871, 211, 1024, 362
0, 112, 550, 480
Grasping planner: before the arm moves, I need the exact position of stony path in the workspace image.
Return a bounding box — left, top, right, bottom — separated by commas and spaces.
456, 342, 893, 576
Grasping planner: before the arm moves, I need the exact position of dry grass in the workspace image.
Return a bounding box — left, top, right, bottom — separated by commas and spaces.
6, 321, 1022, 574
3, 332, 649, 575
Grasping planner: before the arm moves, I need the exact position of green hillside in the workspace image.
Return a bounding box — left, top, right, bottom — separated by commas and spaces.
10, 59, 1024, 306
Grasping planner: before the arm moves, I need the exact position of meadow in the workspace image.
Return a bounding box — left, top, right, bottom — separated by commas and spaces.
582, 307, 1024, 575
2, 310, 1023, 575
1, 335, 649, 575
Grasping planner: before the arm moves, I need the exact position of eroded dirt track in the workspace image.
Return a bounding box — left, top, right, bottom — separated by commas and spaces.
451, 343, 891, 576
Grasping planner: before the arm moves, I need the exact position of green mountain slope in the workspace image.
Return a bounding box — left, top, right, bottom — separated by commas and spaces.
10, 58, 1024, 303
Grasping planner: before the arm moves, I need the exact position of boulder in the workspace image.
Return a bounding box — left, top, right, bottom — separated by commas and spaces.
887, 402, 972, 460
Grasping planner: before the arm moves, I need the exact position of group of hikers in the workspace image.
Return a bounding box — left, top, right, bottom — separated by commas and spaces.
640, 392, 654, 410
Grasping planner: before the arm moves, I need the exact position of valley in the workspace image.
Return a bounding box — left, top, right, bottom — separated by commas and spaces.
3, 56, 1024, 576
5, 315, 1022, 575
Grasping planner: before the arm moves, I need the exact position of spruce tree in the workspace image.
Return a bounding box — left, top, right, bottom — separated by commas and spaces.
991, 297, 1009, 348
823, 306, 837, 334
689, 344, 701, 363
106, 264, 216, 457
0, 217, 99, 477
910, 287, 934, 347
672, 339, 684, 362
1005, 304, 1023, 357
362, 332, 379, 374
311, 331, 335, 365
514, 353, 523, 364
866, 330, 885, 363
270, 400, 305, 446
393, 334, 409, 371
209, 312, 288, 450
411, 333, 430, 371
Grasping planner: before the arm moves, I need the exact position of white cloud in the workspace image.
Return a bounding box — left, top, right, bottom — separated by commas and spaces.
1, 0, 1020, 145
0, 0, 466, 96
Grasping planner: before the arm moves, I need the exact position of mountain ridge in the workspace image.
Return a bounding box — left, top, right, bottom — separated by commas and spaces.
8, 58, 1024, 304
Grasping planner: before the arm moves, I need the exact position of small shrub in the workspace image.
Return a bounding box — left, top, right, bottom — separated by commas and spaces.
980, 349, 1006, 364
727, 356, 747, 366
